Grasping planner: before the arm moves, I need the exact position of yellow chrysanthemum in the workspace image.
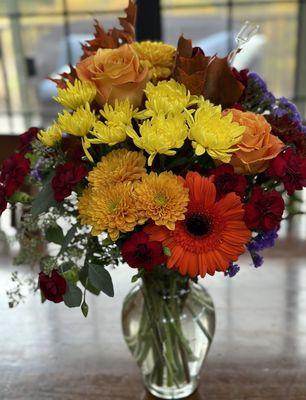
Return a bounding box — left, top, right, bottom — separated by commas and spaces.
57, 103, 97, 137
133, 41, 176, 79
127, 114, 188, 166
137, 79, 197, 118
188, 100, 245, 163
88, 149, 146, 190
53, 80, 96, 110
100, 99, 137, 125
78, 184, 146, 241
37, 123, 62, 147
90, 100, 137, 146
134, 171, 189, 230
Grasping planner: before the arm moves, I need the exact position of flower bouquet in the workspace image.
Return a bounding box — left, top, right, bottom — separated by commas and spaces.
1, 1, 306, 398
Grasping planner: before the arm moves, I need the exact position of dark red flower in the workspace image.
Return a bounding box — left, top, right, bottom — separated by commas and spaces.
0, 186, 7, 215
18, 127, 39, 154
232, 103, 245, 111
121, 231, 166, 271
244, 186, 285, 232
52, 162, 87, 202
266, 115, 306, 158
61, 136, 84, 162
268, 148, 306, 195
39, 270, 67, 303
212, 164, 247, 200
232, 68, 249, 87
0, 153, 30, 197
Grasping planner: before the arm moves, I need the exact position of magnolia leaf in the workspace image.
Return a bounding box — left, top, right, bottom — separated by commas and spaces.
45, 225, 64, 245
88, 263, 114, 297
63, 282, 82, 308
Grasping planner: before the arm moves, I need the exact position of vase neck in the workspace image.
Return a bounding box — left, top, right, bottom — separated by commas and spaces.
141, 269, 191, 300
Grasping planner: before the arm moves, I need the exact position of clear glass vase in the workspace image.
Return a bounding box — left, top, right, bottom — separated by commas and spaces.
122, 270, 215, 399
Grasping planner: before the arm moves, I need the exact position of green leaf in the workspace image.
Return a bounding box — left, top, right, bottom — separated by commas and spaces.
45, 225, 64, 245
102, 237, 114, 246
58, 224, 78, 256
63, 268, 79, 284
79, 266, 101, 296
31, 172, 57, 217
63, 281, 82, 308
88, 263, 114, 297
81, 301, 89, 317
163, 246, 172, 257
9, 191, 32, 204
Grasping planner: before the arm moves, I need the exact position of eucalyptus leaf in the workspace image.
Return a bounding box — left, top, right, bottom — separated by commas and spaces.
63, 281, 82, 308
58, 224, 78, 256
88, 263, 114, 297
45, 225, 64, 245
79, 266, 101, 296
31, 172, 57, 217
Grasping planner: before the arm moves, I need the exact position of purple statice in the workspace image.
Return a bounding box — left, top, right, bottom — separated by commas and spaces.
243, 72, 276, 114
30, 157, 45, 181
250, 252, 264, 268
224, 263, 240, 277
273, 97, 302, 124
247, 229, 278, 253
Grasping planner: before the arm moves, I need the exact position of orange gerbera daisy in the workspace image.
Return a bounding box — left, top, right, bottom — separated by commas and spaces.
144, 171, 251, 278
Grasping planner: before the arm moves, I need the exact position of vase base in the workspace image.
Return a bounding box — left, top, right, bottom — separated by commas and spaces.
146, 380, 198, 399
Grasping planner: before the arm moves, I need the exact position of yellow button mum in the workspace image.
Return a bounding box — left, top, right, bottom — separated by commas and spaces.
132, 41, 176, 80
88, 149, 146, 190
127, 114, 188, 166
134, 171, 189, 230
38, 123, 62, 147
188, 100, 245, 163
78, 183, 146, 241
57, 103, 97, 137
53, 79, 96, 110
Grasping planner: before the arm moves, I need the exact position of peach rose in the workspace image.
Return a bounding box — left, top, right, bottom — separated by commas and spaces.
76, 44, 149, 107
226, 109, 284, 174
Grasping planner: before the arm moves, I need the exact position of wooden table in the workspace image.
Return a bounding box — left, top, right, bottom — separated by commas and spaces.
0, 237, 306, 400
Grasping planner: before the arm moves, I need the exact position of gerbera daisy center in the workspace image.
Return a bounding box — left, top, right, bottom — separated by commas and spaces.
185, 213, 212, 237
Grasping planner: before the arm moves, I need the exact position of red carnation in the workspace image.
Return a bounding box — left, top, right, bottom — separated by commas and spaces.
212, 164, 247, 200
0, 186, 7, 215
244, 186, 285, 232
266, 115, 306, 158
39, 270, 67, 303
0, 153, 30, 197
18, 127, 39, 154
61, 136, 84, 162
121, 231, 166, 271
52, 162, 87, 202
268, 148, 306, 195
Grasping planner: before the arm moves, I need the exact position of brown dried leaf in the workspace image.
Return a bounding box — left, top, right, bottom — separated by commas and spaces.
204, 56, 245, 108
49, 64, 78, 89
174, 36, 211, 95
81, 0, 137, 57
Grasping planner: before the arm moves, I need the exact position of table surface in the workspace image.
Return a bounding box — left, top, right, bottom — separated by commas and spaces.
0, 236, 306, 400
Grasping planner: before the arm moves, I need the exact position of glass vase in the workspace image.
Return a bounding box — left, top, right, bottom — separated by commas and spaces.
121, 270, 215, 399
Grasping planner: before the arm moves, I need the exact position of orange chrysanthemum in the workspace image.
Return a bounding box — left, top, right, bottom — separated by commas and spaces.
145, 172, 251, 278
78, 183, 146, 241
88, 149, 146, 190
134, 171, 189, 230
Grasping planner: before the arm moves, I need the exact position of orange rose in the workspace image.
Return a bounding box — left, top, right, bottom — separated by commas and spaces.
226, 109, 284, 174
76, 44, 149, 107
